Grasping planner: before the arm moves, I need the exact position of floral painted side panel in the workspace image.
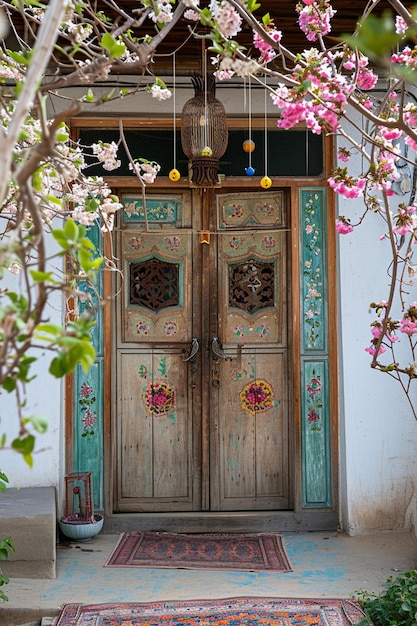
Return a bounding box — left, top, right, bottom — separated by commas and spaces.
73, 224, 104, 510
301, 359, 331, 507
300, 188, 327, 352
299, 188, 331, 508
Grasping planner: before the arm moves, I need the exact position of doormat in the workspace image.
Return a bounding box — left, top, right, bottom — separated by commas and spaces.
54, 597, 366, 625
104, 531, 292, 572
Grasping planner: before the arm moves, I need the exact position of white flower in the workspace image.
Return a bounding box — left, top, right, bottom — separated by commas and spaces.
150, 84, 172, 100
184, 9, 199, 21
8, 262, 21, 275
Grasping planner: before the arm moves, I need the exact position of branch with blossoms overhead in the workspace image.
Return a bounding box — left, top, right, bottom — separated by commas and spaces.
193, 0, 417, 420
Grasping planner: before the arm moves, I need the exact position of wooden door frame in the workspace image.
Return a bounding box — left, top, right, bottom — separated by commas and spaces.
66, 118, 338, 532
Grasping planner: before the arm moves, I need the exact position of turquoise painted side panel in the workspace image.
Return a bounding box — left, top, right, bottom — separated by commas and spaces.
72, 224, 104, 510
300, 188, 327, 352
73, 359, 104, 509
301, 359, 331, 507
299, 188, 332, 508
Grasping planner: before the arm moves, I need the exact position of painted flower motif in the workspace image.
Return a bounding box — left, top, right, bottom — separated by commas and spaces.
143, 381, 175, 416
229, 236, 243, 249
234, 325, 249, 337
136, 322, 150, 335
228, 203, 244, 218
305, 373, 323, 431
79, 383, 97, 437
262, 236, 276, 249
240, 379, 274, 415
256, 202, 275, 216
307, 377, 322, 399
164, 321, 177, 336
256, 323, 270, 337
127, 237, 143, 250
138, 365, 148, 379
164, 236, 181, 250
231, 368, 246, 381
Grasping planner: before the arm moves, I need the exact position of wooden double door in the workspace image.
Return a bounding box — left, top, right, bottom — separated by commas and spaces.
114, 189, 292, 513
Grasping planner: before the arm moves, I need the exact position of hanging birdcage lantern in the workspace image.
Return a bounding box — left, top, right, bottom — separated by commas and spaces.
181, 75, 228, 187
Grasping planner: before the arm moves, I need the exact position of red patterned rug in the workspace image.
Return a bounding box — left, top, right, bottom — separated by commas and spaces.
54, 597, 366, 625
104, 531, 292, 572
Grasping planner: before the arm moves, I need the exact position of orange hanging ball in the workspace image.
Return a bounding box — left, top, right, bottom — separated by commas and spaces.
243, 139, 255, 153
169, 168, 181, 182
260, 175, 272, 189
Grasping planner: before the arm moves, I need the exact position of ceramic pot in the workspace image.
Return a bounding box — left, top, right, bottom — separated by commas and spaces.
58, 514, 104, 541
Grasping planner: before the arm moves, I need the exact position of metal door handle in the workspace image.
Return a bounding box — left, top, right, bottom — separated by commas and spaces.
183, 337, 199, 362
211, 336, 227, 359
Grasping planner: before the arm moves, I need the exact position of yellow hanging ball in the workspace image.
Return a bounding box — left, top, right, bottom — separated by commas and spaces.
169, 168, 181, 182
201, 146, 213, 157
260, 175, 272, 189
243, 139, 255, 153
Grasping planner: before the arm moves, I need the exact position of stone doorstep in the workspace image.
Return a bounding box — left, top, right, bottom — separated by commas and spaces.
0, 486, 57, 579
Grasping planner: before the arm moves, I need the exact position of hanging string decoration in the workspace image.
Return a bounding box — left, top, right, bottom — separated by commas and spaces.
169, 52, 181, 182
260, 75, 272, 189
244, 77, 255, 176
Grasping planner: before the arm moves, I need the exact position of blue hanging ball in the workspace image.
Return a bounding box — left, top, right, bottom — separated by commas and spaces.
245, 166, 255, 176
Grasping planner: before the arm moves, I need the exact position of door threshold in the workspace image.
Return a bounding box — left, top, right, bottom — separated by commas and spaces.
103, 510, 338, 533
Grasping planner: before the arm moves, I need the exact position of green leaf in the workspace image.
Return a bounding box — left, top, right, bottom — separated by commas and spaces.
247, 0, 261, 11
7, 49, 32, 66
199, 7, 213, 27
29, 270, 56, 283
63, 219, 79, 243
11, 434, 35, 456
262, 13, 271, 27
51, 228, 71, 251
84, 88, 95, 103
26, 414, 48, 435
100, 33, 126, 59
1, 378, 16, 393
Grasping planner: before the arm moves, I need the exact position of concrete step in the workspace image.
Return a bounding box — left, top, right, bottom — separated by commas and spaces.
0, 487, 56, 579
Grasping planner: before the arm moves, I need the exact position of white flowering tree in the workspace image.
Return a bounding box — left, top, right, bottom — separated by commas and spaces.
1, 0, 417, 464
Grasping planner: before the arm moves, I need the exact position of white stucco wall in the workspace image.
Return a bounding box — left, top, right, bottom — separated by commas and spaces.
337, 108, 417, 536
0, 241, 64, 492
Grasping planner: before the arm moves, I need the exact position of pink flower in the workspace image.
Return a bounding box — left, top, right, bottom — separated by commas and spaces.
399, 318, 417, 335
357, 69, 378, 90
380, 126, 403, 141
395, 16, 408, 35
365, 344, 386, 356
328, 176, 366, 199
336, 218, 354, 234
337, 148, 351, 162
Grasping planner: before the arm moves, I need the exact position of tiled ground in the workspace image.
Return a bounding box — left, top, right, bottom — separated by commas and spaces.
3, 530, 417, 626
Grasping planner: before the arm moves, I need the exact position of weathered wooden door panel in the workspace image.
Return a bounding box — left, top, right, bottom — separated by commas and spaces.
209, 195, 290, 511
114, 190, 291, 514
115, 208, 200, 512
117, 349, 195, 511
211, 349, 289, 511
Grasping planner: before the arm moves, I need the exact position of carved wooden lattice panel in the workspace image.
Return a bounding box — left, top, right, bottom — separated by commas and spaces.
121, 231, 192, 343
228, 258, 275, 314
130, 258, 179, 311
218, 232, 284, 345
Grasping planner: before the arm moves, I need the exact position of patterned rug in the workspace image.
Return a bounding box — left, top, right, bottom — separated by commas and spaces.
54, 597, 367, 625
104, 531, 292, 572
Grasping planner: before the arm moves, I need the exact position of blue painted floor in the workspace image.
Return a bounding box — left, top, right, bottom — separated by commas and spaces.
2, 531, 417, 625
